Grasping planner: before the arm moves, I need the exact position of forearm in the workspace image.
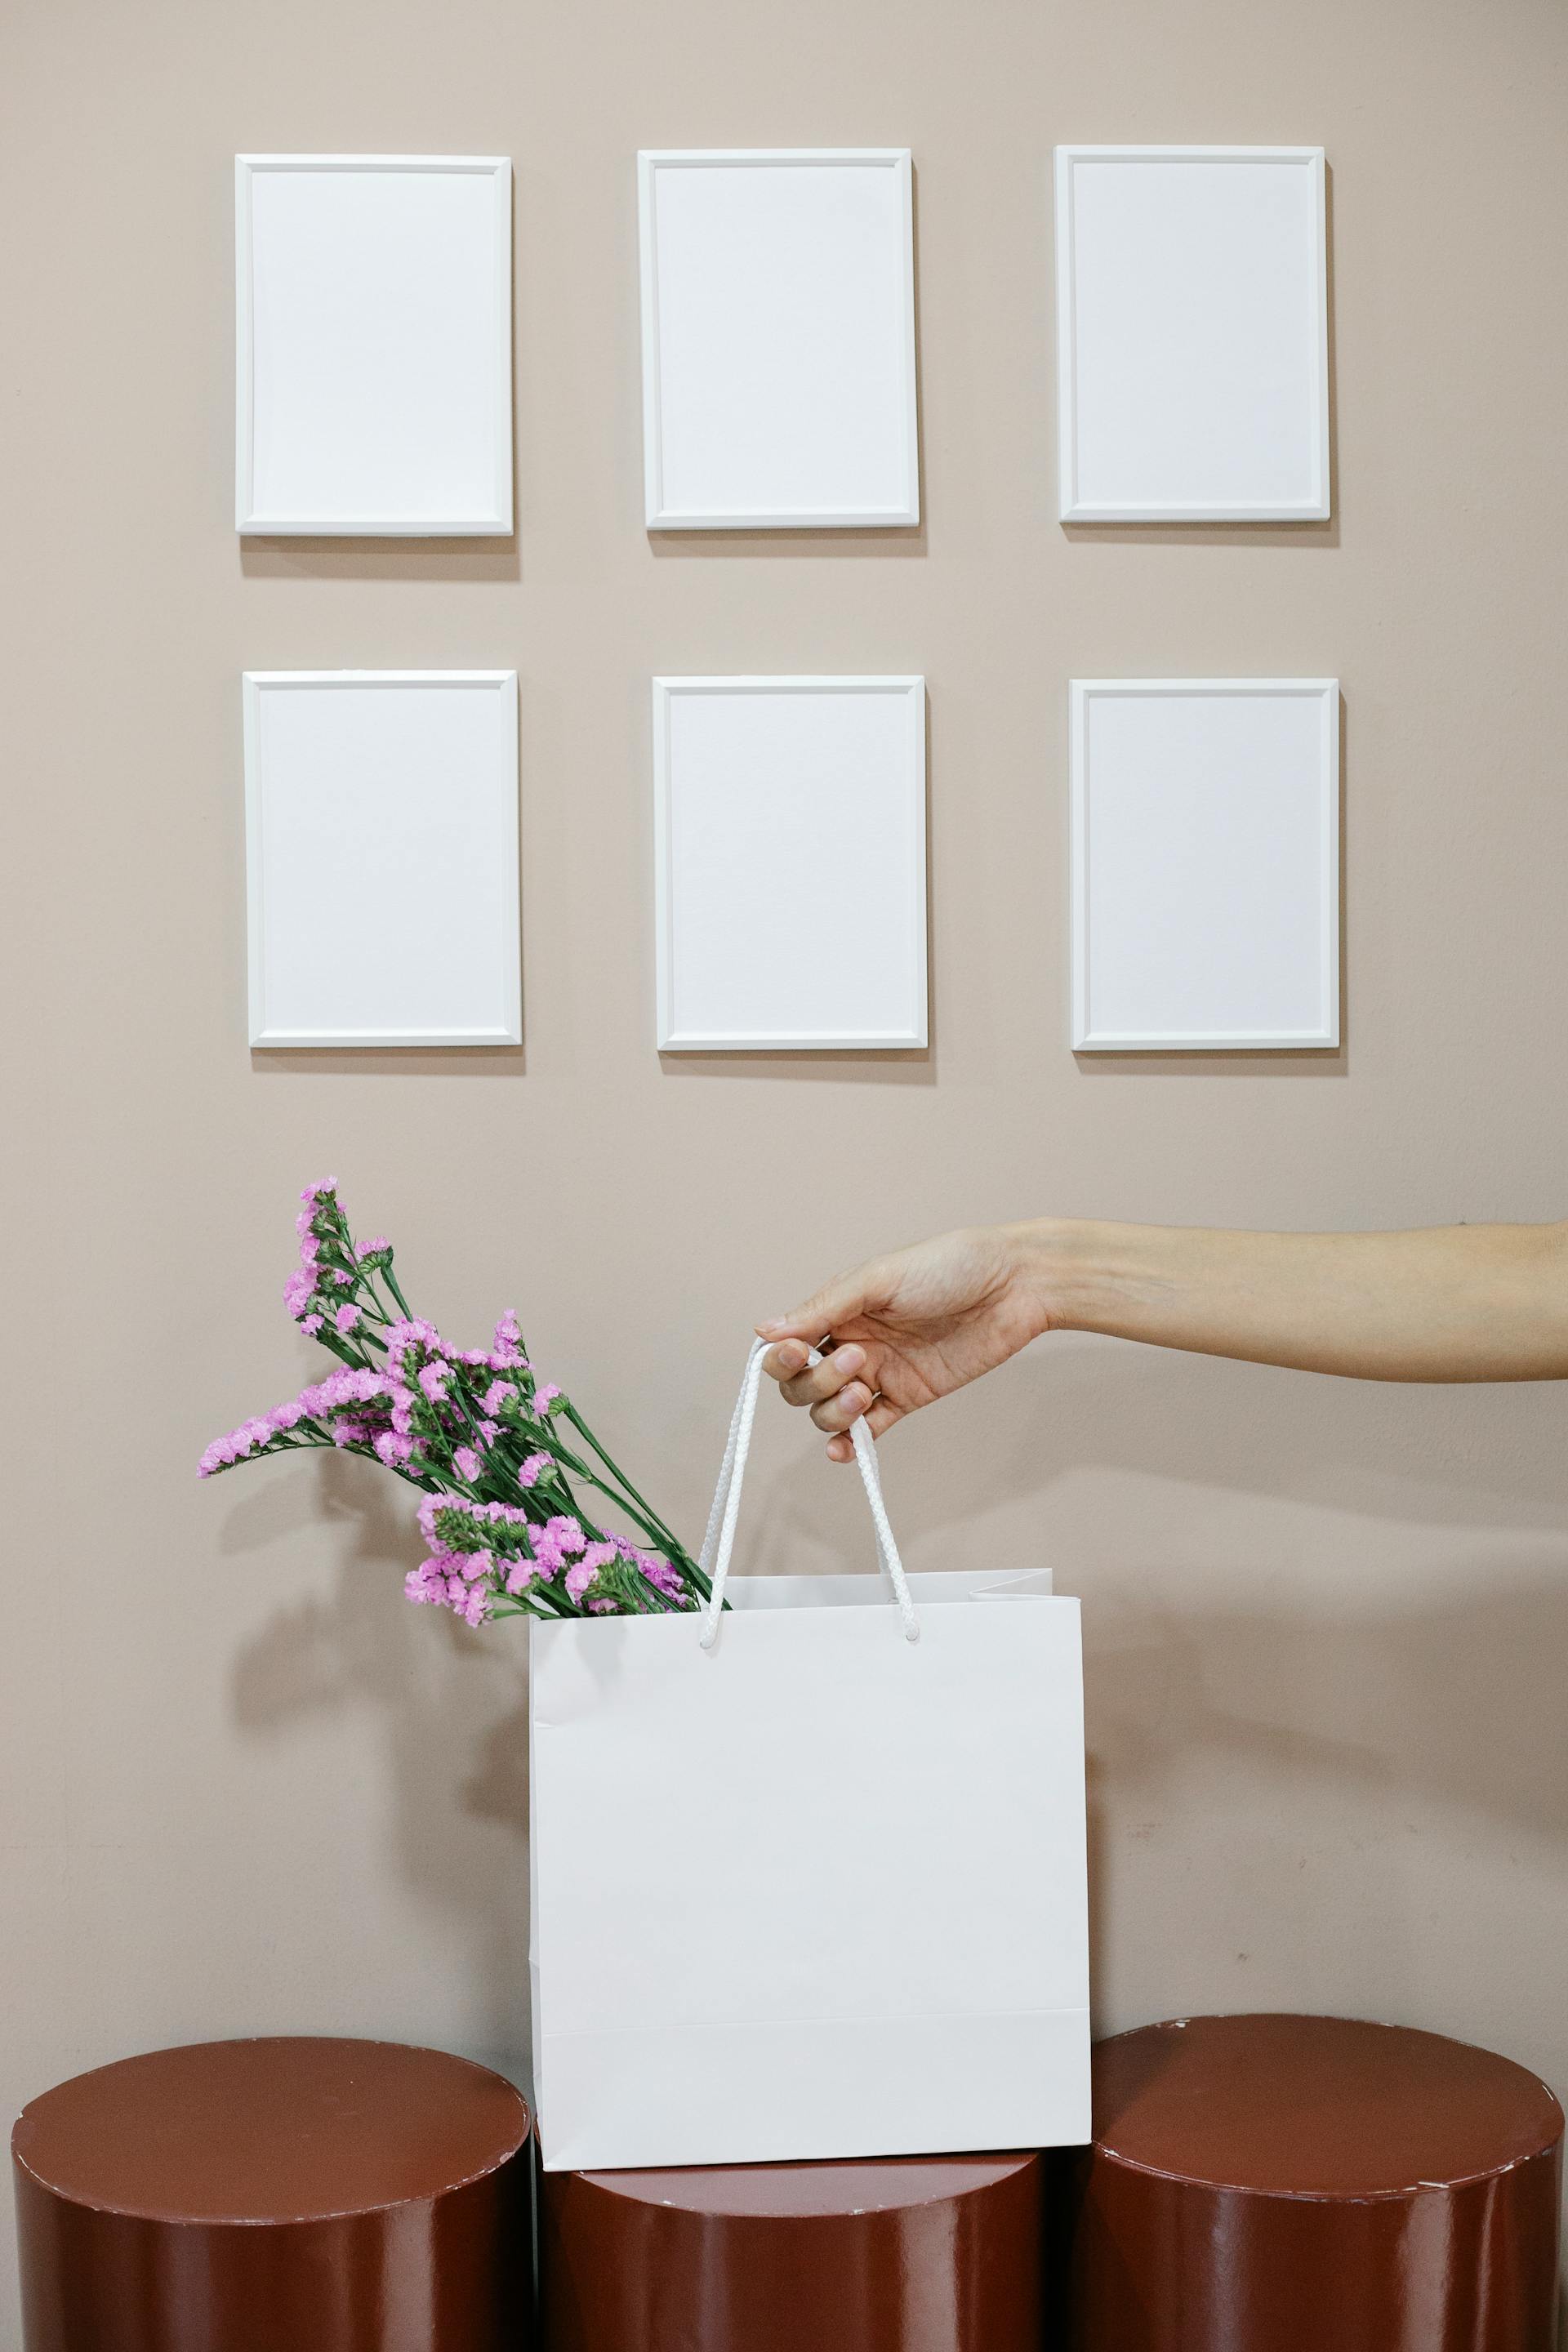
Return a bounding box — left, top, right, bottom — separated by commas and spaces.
1019, 1218, 1568, 1382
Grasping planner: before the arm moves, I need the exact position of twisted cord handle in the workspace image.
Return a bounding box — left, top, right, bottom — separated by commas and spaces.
698, 1338, 920, 1649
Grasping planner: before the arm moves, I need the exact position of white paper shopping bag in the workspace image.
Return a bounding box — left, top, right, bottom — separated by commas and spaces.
529, 1339, 1089, 2172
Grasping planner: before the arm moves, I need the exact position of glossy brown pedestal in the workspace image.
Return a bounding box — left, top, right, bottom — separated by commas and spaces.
12, 2037, 531, 2352
539, 2145, 1048, 2352
1067, 2014, 1563, 2352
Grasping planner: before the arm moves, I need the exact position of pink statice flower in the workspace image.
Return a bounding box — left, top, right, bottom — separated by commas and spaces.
532, 1516, 587, 1578
489, 1310, 528, 1371
565, 1539, 617, 1604
204, 1178, 705, 1624
405, 1555, 467, 1608
617, 1541, 687, 1605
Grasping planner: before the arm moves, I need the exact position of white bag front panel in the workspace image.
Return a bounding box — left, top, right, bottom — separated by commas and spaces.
531, 1586, 1088, 2169
528, 1341, 1089, 2172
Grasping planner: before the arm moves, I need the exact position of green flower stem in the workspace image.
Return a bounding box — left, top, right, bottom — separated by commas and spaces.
381, 1263, 414, 1320
546, 1446, 684, 1559
560, 1405, 686, 1552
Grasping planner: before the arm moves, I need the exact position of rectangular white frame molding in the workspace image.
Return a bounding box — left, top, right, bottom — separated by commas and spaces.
654, 676, 928, 1051
236, 156, 513, 535
244, 670, 521, 1047
1055, 146, 1330, 523
1071, 679, 1340, 1051
639, 150, 920, 530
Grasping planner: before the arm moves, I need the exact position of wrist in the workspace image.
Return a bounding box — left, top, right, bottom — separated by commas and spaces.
1003, 1218, 1149, 1338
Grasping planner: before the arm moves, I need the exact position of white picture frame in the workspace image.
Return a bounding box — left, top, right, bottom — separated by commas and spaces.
235, 155, 513, 536
653, 676, 927, 1051
243, 671, 521, 1048
638, 150, 920, 530
1055, 146, 1330, 523
1071, 679, 1340, 1051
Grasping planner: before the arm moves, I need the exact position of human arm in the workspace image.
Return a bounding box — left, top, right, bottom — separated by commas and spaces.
760, 1218, 1568, 1459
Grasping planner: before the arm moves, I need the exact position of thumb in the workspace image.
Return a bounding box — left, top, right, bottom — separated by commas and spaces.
755, 1266, 872, 1345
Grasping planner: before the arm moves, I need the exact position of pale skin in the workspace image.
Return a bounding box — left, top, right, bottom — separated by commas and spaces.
758, 1221, 1568, 1462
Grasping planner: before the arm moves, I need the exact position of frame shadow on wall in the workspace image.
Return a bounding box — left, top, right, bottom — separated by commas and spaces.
1059, 163, 1339, 552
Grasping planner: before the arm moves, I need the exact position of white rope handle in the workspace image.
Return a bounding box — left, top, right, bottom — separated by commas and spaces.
698, 1338, 920, 1649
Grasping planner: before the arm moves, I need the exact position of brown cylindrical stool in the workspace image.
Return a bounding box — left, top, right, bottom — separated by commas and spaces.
1067, 2014, 1563, 2352
12, 2037, 531, 2352
539, 2146, 1047, 2352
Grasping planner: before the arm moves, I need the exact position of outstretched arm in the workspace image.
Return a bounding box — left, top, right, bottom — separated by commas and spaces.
760, 1219, 1568, 1459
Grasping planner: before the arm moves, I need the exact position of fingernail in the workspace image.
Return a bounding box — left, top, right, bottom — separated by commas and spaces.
756, 1317, 785, 1335
835, 1346, 865, 1374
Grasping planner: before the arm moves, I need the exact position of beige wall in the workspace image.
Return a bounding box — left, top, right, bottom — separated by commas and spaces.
7, 0, 1568, 2331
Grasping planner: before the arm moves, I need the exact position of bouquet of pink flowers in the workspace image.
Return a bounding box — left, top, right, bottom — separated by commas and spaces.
199, 1179, 710, 1627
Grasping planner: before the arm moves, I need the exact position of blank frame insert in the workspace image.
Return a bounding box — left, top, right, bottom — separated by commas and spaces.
1056, 147, 1329, 521
244, 673, 520, 1048
654, 678, 927, 1051
639, 152, 920, 529
1071, 680, 1339, 1051
236, 157, 513, 534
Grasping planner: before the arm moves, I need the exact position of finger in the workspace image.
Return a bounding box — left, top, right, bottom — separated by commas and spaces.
778, 1345, 866, 1410
862, 1396, 904, 1441
755, 1265, 873, 1345
826, 1393, 904, 1464
809, 1379, 874, 1436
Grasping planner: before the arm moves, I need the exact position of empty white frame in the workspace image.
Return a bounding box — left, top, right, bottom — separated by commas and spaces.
654, 678, 927, 1050
1071, 679, 1339, 1051
244, 672, 520, 1047
639, 151, 920, 529
236, 157, 512, 534
1056, 147, 1330, 522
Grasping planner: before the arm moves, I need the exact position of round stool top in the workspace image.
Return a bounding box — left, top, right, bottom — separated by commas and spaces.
566, 2148, 1037, 2218
1094, 2015, 1562, 2199
12, 2037, 530, 2225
